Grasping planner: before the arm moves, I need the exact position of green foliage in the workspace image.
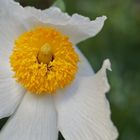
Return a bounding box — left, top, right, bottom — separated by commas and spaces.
53, 0, 66, 11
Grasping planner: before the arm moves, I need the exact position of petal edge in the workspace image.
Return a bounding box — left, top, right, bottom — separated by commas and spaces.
55, 59, 118, 140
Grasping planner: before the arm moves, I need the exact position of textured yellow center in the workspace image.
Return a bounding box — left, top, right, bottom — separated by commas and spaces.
10, 27, 79, 95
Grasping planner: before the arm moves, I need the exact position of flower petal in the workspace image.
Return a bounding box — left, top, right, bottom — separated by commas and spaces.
0, 1, 32, 119
0, 48, 25, 119
0, 0, 31, 59
1, 1, 106, 44
0, 65, 25, 119
55, 59, 118, 140
0, 1, 27, 118
25, 6, 107, 44
0, 80, 25, 119
0, 92, 58, 140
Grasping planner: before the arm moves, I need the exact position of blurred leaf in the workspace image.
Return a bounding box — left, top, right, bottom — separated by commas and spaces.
17, 0, 54, 9
53, 0, 66, 11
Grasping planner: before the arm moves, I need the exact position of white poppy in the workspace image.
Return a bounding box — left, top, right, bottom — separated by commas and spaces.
0, 0, 118, 140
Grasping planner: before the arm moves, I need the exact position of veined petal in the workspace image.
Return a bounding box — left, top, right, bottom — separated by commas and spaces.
1, 1, 106, 45
0, 15, 25, 58
0, 92, 58, 140
0, 2, 30, 119
25, 6, 107, 44
0, 53, 25, 119
0, 78, 25, 119
0, 0, 33, 60
0, 1, 26, 118
0, 0, 29, 18
0, 0, 26, 58
55, 59, 118, 140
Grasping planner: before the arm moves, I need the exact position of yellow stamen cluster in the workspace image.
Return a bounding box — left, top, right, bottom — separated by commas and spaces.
10, 27, 79, 95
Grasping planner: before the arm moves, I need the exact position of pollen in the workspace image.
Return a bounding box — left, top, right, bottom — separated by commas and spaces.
10, 27, 79, 95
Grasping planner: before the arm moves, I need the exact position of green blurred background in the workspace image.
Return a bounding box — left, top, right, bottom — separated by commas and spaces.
1, 0, 140, 140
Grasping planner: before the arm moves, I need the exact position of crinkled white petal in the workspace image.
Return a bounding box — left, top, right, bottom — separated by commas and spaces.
55, 59, 118, 140
0, 55, 25, 119
0, 53, 25, 119
0, 15, 25, 58
0, 81, 25, 119
0, 76, 25, 119
0, 1, 29, 59
24, 6, 107, 44
0, 0, 28, 119
0, 92, 58, 140
0, 0, 29, 19
1, 1, 106, 44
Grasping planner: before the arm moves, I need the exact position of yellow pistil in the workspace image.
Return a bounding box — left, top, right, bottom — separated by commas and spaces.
10, 27, 79, 95
37, 43, 53, 64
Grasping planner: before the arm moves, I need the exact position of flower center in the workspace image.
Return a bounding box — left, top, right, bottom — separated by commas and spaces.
10, 27, 79, 95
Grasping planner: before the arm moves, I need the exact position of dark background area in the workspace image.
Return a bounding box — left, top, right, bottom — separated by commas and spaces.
0, 0, 140, 140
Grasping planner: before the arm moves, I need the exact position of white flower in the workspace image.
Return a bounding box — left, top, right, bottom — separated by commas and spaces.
0, 0, 118, 140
